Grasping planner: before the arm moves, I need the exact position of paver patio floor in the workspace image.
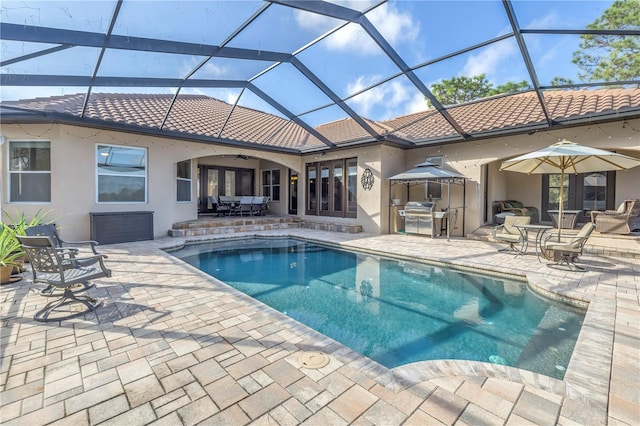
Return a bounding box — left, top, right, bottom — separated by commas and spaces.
1, 229, 638, 425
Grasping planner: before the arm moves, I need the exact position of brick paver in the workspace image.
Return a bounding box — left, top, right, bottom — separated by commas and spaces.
1, 229, 638, 425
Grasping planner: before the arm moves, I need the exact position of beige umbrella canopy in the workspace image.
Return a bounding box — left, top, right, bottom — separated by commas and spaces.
500, 139, 640, 235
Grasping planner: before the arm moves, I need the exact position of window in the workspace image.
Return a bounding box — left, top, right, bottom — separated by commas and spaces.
262, 169, 280, 201
96, 144, 147, 203
176, 159, 191, 202
9, 141, 51, 202
425, 181, 442, 200
424, 156, 443, 200
306, 157, 356, 218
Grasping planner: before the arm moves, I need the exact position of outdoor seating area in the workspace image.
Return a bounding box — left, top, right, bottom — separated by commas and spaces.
215, 196, 270, 217
591, 199, 640, 234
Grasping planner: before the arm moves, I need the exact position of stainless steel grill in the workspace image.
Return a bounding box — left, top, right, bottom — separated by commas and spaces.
404, 201, 438, 237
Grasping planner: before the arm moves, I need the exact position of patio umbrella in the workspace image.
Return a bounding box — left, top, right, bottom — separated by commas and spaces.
499, 139, 640, 236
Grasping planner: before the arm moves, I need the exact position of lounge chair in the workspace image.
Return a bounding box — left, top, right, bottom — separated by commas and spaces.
16, 235, 111, 321
498, 200, 539, 224
590, 199, 640, 234
543, 222, 595, 271
492, 215, 531, 254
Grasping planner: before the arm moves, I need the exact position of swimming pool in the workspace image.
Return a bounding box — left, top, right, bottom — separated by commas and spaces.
171, 237, 585, 379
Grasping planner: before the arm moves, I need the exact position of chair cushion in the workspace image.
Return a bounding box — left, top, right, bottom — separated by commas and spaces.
510, 201, 524, 208
503, 202, 513, 208
494, 233, 521, 243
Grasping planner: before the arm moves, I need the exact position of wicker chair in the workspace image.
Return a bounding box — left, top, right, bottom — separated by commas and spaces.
498, 200, 539, 224
590, 199, 640, 234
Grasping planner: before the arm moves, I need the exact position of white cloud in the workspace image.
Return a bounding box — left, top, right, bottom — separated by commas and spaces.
526, 12, 560, 29
347, 75, 417, 120
297, 3, 419, 55
404, 92, 429, 115
462, 40, 517, 80
368, 3, 419, 46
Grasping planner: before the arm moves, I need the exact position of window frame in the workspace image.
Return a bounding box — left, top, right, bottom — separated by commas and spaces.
176, 159, 192, 203
305, 157, 356, 218
96, 143, 148, 204
8, 140, 52, 203
261, 168, 281, 202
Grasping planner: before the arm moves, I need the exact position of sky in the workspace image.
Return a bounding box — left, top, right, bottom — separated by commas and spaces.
0, 0, 620, 127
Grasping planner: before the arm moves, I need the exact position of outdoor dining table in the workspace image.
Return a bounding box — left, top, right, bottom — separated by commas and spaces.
514, 223, 554, 262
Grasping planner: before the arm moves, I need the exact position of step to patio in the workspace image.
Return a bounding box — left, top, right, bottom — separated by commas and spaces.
168, 216, 300, 237
168, 216, 364, 237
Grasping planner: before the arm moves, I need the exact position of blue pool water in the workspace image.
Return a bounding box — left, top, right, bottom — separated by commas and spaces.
171, 238, 585, 379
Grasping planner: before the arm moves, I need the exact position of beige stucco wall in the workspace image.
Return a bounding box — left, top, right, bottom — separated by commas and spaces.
2, 118, 638, 241
0, 124, 300, 240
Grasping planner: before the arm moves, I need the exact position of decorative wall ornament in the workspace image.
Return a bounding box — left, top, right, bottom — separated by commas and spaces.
361, 168, 374, 190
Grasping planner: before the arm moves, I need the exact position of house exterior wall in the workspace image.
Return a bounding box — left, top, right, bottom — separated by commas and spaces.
1, 119, 638, 241
0, 124, 300, 241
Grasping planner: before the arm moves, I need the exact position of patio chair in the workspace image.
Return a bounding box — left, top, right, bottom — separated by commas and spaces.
236, 196, 254, 216
25, 224, 103, 296
251, 196, 269, 216
590, 199, 640, 234
209, 196, 231, 216
543, 222, 595, 271
498, 200, 539, 224
492, 215, 531, 254
16, 235, 111, 321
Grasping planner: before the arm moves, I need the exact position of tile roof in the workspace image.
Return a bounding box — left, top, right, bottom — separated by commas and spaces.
2, 89, 639, 152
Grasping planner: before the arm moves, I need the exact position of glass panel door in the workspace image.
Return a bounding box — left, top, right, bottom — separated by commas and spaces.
332, 162, 343, 214
225, 170, 236, 196
289, 171, 298, 214
320, 163, 330, 216
306, 164, 317, 215
583, 172, 607, 212
346, 158, 357, 217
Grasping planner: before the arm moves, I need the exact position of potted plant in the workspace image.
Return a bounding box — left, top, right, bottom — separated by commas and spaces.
0, 223, 25, 284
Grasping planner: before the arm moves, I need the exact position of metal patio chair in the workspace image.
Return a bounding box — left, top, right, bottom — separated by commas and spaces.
543, 222, 595, 271
493, 215, 531, 255
25, 224, 103, 296
17, 235, 111, 322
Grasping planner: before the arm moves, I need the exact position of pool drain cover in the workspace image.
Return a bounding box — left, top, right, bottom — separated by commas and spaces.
298, 351, 330, 369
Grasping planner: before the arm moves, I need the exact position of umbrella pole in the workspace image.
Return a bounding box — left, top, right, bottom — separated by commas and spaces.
447, 180, 451, 241
557, 168, 565, 241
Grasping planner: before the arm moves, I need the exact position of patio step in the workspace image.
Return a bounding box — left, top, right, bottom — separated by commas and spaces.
168, 216, 364, 237
168, 216, 300, 237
